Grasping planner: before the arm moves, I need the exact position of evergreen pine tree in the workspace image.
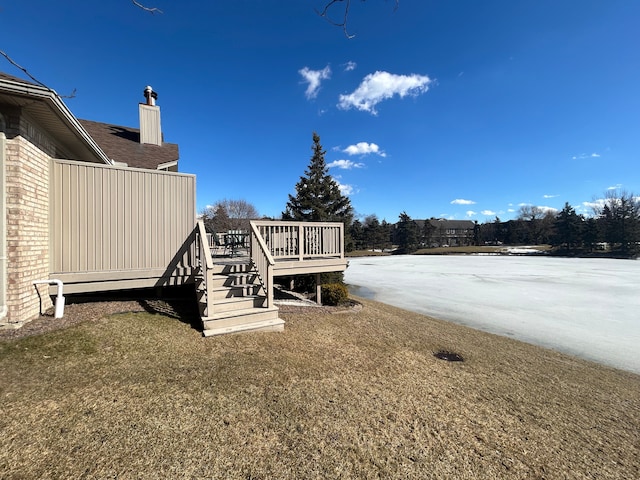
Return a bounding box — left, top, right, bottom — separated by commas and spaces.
349, 219, 365, 251
283, 132, 353, 224
282, 132, 354, 291
380, 220, 392, 252
552, 202, 583, 250
422, 219, 436, 247
395, 211, 420, 253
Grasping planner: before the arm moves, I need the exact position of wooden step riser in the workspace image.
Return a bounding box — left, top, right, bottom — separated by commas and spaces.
211, 264, 253, 275
199, 298, 268, 317
209, 274, 259, 288
211, 285, 262, 300
203, 318, 285, 337
203, 308, 281, 330
212, 297, 266, 313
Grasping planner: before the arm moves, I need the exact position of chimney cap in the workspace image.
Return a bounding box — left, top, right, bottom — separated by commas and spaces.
143, 86, 158, 106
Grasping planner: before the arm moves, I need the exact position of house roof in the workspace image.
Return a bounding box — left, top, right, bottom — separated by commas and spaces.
79, 119, 179, 170
1, 72, 178, 171
413, 219, 476, 230
428, 219, 476, 229
0, 72, 112, 164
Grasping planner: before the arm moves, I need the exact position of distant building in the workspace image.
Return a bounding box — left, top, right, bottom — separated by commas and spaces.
416, 218, 476, 247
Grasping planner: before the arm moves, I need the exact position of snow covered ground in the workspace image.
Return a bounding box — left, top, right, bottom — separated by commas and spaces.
345, 255, 640, 374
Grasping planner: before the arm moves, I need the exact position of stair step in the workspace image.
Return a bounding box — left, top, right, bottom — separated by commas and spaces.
209, 273, 259, 288
212, 296, 266, 313
211, 263, 253, 275
203, 318, 285, 337
203, 306, 280, 329
211, 284, 262, 300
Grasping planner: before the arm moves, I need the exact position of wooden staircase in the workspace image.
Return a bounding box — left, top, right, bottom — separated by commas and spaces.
196, 260, 284, 337
193, 218, 347, 337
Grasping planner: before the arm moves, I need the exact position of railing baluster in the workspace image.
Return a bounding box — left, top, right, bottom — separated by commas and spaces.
250, 220, 344, 260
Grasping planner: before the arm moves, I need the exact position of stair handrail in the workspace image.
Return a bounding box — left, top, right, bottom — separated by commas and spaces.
249, 220, 275, 308
196, 220, 215, 316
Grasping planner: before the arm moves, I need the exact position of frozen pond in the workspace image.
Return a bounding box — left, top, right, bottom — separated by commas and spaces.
345, 255, 640, 374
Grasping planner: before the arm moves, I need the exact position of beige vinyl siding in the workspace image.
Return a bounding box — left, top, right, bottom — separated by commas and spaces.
50, 159, 196, 292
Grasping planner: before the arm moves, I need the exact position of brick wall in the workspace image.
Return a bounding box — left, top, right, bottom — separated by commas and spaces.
3, 112, 55, 325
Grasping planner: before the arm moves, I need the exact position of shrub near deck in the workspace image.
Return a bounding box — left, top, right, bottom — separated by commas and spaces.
321, 283, 349, 305
0, 298, 638, 479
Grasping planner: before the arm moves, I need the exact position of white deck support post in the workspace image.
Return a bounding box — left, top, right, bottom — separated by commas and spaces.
315, 273, 322, 305
298, 223, 304, 262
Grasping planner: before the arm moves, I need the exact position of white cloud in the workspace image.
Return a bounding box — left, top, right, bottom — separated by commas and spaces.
466, 210, 477, 217
607, 184, 622, 190
481, 210, 496, 216
538, 206, 558, 214
583, 199, 605, 210
572, 152, 601, 160
299, 65, 331, 99
334, 178, 354, 195
337, 71, 432, 115
516, 203, 557, 214
451, 199, 476, 205
327, 159, 364, 169
543, 194, 559, 199
342, 142, 386, 157
344, 61, 357, 72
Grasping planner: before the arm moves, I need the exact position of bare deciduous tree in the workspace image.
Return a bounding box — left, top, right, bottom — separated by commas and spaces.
317, 0, 399, 38
201, 199, 260, 232
517, 205, 546, 222
132, 0, 163, 15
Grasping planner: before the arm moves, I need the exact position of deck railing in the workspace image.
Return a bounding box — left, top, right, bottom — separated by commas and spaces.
195, 220, 215, 317
251, 221, 344, 262
249, 221, 275, 307
195, 221, 345, 313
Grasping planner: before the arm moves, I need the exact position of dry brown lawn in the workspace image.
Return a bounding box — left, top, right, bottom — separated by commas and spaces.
1, 296, 638, 479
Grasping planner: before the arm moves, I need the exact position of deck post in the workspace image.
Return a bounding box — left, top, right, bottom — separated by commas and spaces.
298, 224, 304, 261
315, 273, 322, 305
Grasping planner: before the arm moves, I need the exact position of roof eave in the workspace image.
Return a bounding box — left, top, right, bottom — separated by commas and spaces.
156, 160, 178, 171
0, 77, 113, 165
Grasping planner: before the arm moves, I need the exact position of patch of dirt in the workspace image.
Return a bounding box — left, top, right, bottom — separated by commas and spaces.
433, 350, 465, 362
0, 287, 200, 341
276, 299, 362, 316
274, 285, 362, 315
0, 300, 146, 340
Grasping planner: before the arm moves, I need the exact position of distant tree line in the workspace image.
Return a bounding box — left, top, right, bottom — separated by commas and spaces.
347, 190, 640, 258
200, 131, 639, 261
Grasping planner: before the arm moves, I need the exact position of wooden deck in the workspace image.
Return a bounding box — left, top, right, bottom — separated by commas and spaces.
210, 220, 347, 276
197, 220, 347, 336
273, 257, 348, 276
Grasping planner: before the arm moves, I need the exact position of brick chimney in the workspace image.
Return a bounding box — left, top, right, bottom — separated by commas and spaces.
139, 86, 162, 146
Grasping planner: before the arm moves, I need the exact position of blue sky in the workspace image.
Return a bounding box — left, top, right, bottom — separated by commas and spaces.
2, 1, 639, 222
